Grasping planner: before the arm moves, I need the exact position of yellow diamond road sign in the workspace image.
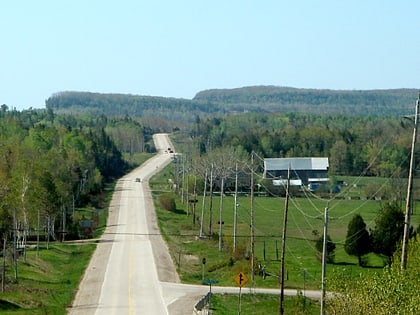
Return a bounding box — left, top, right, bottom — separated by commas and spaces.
234, 272, 248, 287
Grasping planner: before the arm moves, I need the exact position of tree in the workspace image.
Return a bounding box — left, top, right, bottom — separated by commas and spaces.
315, 234, 336, 263
370, 202, 404, 265
328, 238, 420, 314
344, 214, 371, 266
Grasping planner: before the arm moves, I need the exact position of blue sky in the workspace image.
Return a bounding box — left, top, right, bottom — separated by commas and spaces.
1, 1, 419, 110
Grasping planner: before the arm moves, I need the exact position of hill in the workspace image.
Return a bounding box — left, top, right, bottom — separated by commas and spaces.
193, 86, 418, 116
45, 87, 419, 130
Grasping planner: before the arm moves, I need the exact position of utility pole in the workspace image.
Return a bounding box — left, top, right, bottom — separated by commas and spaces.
218, 177, 224, 251
13, 207, 18, 282
208, 163, 214, 237
36, 208, 40, 257
320, 202, 329, 315
62, 204, 66, 242
192, 175, 197, 225
401, 92, 420, 270
250, 153, 255, 283
233, 163, 239, 252
279, 166, 290, 315
2, 233, 6, 292
181, 153, 186, 204
199, 170, 208, 238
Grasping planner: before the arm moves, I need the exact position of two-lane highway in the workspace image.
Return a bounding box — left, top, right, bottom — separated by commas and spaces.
70, 133, 179, 315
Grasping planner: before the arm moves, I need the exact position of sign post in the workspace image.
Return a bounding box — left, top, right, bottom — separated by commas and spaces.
202, 257, 206, 282
203, 279, 218, 314
234, 272, 248, 315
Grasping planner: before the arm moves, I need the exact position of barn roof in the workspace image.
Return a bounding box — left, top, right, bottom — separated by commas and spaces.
264, 157, 329, 171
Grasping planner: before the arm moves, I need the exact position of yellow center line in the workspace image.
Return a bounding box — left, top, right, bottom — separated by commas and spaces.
128, 241, 134, 315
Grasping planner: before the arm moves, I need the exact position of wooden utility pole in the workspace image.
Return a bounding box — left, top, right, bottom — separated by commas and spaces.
250, 153, 255, 283
13, 207, 18, 282
320, 203, 329, 315
208, 163, 214, 237
233, 163, 239, 252
192, 175, 197, 225
402, 93, 420, 270
199, 170, 208, 238
2, 234, 7, 292
218, 177, 225, 251
279, 166, 290, 315
36, 208, 40, 257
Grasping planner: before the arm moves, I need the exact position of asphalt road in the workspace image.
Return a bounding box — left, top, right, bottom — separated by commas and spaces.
69, 133, 182, 315
68, 133, 321, 315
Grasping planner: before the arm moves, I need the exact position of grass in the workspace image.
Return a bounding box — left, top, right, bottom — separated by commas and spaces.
0, 178, 116, 314
82, 151, 420, 313
0, 243, 95, 314
210, 293, 319, 315
150, 162, 420, 313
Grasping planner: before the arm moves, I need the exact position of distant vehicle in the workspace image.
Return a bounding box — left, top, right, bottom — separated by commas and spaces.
135, 177, 141, 182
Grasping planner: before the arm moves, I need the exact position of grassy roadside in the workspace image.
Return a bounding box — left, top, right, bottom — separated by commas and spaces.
0, 179, 122, 314
210, 293, 319, 315
0, 243, 95, 314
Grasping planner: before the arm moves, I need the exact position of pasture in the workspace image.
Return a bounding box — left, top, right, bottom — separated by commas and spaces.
152, 164, 420, 291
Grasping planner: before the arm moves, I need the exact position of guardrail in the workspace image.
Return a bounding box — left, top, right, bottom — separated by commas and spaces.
193, 292, 211, 315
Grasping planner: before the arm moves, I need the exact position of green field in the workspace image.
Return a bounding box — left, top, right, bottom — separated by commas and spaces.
152, 163, 420, 293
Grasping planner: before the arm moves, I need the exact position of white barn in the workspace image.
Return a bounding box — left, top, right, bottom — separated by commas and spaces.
264, 157, 329, 186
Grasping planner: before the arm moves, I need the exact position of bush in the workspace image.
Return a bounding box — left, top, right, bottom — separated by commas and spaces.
159, 193, 176, 211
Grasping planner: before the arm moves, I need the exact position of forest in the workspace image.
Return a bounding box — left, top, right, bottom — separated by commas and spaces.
45, 87, 419, 131
0, 107, 154, 246
193, 86, 418, 116
192, 112, 413, 178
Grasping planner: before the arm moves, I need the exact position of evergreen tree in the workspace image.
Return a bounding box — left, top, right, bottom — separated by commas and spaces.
344, 214, 371, 266
371, 202, 404, 265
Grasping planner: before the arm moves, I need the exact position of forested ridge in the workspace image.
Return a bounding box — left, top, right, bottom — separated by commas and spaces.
194, 86, 418, 116
45, 91, 221, 131
45, 87, 419, 126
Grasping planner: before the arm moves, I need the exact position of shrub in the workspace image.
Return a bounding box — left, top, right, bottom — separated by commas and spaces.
159, 193, 176, 211
315, 234, 336, 263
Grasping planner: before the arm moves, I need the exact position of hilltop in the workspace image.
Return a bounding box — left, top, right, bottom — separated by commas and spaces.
193, 86, 418, 116
45, 87, 418, 129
